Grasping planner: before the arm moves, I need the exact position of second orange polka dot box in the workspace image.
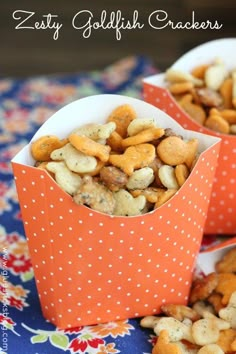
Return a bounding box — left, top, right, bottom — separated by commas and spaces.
143, 38, 236, 235
11, 94, 220, 329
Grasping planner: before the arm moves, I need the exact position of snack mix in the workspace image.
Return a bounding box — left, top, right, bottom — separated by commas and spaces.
31, 104, 199, 216
141, 247, 236, 354
165, 59, 236, 134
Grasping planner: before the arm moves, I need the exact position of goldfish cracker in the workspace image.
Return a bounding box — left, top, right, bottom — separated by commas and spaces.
220, 78, 233, 109
197, 344, 224, 354
191, 64, 209, 79
107, 104, 137, 137
232, 71, 236, 108
109, 143, 156, 176
154, 189, 177, 208
204, 59, 227, 91
168, 81, 194, 95
106, 131, 124, 153
216, 328, 236, 353
51, 143, 98, 174
71, 122, 116, 141
152, 330, 182, 354
126, 167, 154, 190
113, 189, 146, 216
127, 117, 157, 136
121, 127, 165, 148
205, 113, 230, 134
175, 164, 189, 187
156, 136, 187, 166
31, 135, 68, 161
46, 161, 82, 195
69, 134, 111, 162
158, 165, 179, 189
160, 304, 200, 322
165, 68, 203, 86
130, 187, 162, 204
178, 94, 206, 125
216, 247, 236, 273
219, 291, 236, 328
184, 139, 199, 169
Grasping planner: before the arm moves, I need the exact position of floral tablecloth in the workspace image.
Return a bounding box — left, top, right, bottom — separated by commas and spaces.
0, 56, 228, 354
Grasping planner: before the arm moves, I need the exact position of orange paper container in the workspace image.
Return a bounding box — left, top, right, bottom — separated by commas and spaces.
11, 94, 220, 328
143, 38, 236, 235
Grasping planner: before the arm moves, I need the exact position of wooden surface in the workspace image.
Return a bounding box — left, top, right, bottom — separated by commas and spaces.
1, 0, 235, 77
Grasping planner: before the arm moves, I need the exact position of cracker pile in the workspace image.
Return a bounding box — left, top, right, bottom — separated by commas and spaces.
165, 59, 236, 134
31, 104, 199, 216
141, 247, 236, 354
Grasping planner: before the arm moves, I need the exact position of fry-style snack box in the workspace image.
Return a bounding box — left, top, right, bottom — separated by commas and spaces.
143, 38, 236, 235
11, 94, 220, 328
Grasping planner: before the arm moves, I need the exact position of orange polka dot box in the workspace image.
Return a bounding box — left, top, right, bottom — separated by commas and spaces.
11, 94, 220, 329
143, 38, 236, 235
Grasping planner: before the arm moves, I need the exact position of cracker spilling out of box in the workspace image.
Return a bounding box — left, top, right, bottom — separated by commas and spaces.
12, 94, 220, 328
143, 38, 236, 235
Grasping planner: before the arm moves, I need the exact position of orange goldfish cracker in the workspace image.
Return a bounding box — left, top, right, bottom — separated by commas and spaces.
215, 247, 236, 273
99, 166, 128, 191
218, 109, 236, 124
160, 304, 200, 322
178, 94, 206, 125
197, 344, 224, 354
107, 104, 137, 138
207, 292, 224, 313
109, 143, 155, 176
184, 138, 199, 169
216, 328, 236, 353
106, 131, 124, 153
130, 187, 163, 203
152, 329, 182, 354
215, 273, 236, 305
73, 175, 116, 215
31, 135, 68, 161
157, 136, 188, 166
232, 71, 236, 108
69, 134, 111, 162
191, 64, 209, 79
189, 272, 218, 304
220, 77, 233, 109
175, 164, 189, 187
168, 81, 194, 95
121, 127, 165, 148
154, 189, 177, 208
205, 113, 230, 134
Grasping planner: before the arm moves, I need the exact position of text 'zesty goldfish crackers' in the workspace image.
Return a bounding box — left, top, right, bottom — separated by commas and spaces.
12, 94, 220, 328
143, 38, 236, 234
